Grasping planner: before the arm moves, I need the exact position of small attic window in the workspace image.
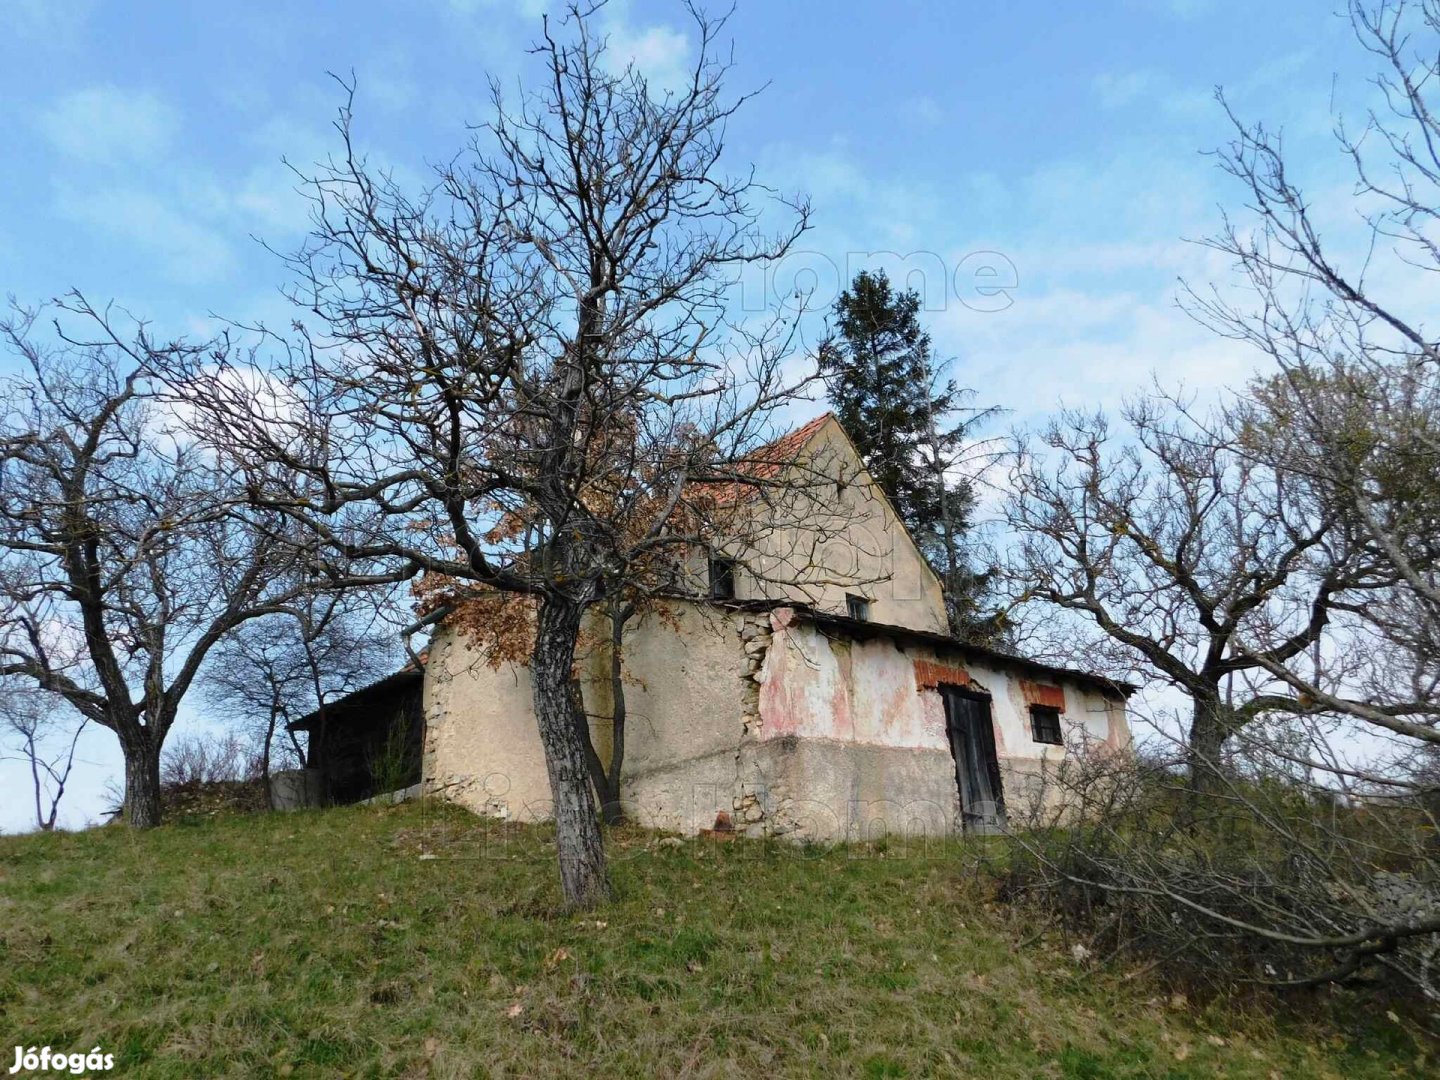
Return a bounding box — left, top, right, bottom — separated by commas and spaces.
1029, 704, 1063, 745
846, 594, 871, 621
708, 555, 737, 600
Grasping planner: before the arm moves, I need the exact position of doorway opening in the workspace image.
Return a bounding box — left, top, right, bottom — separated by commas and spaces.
940, 684, 1006, 833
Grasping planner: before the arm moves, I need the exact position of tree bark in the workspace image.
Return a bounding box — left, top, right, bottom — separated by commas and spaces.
121, 732, 163, 828
569, 675, 617, 824
261, 701, 279, 811
532, 596, 612, 908
27, 734, 48, 832
602, 602, 629, 826
1186, 690, 1230, 802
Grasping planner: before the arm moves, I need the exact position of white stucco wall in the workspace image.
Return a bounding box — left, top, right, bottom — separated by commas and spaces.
421, 599, 1132, 842
421, 627, 555, 821
422, 602, 755, 831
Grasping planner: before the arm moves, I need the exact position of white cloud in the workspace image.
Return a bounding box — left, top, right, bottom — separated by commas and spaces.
743, 138, 1260, 452
1089, 68, 1218, 120
365, 69, 419, 114
934, 265, 1254, 414
431, 0, 692, 95
229, 168, 309, 236
905, 95, 945, 127
52, 184, 235, 283
1092, 55, 1314, 122
38, 85, 178, 163
601, 20, 691, 92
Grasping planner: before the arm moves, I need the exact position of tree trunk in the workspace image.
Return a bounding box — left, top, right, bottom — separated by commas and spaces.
1186, 691, 1230, 803
23, 729, 45, 832
569, 675, 617, 824
533, 596, 612, 908
261, 703, 278, 811
602, 602, 630, 826
121, 732, 163, 828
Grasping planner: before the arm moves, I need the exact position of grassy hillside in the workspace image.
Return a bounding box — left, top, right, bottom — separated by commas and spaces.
0, 802, 1429, 1078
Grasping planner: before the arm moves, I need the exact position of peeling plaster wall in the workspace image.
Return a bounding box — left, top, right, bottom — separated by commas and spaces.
422, 598, 1131, 843
603, 603, 764, 834
748, 609, 1131, 841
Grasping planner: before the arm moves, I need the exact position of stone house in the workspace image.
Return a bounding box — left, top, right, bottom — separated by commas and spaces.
421, 414, 1133, 840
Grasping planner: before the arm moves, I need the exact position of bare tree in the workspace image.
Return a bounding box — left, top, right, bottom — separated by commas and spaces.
202, 591, 398, 802
160, 731, 260, 787
1229, 367, 1440, 746
0, 298, 316, 827
0, 680, 87, 831
1003, 396, 1369, 791
1181, 0, 1440, 749
176, 4, 846, 907
1004, 717, 1440, 1000
999, 0, 1440, 1000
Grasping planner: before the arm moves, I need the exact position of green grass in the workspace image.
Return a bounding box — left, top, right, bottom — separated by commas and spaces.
0, 802, 1431, 1078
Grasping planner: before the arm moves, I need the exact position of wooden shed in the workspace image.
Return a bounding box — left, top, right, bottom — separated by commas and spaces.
288, 666, 425, 805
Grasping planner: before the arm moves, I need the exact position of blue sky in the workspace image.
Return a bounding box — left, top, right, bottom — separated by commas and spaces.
0, 0, 1378, 829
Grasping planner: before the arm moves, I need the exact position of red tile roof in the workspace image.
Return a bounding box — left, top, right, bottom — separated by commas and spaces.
700, 412, 834, 504
745, 412, 833, 478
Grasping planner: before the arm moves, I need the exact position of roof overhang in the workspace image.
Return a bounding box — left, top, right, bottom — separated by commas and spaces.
288, 667, 425, 733
711, 598, 1139, 698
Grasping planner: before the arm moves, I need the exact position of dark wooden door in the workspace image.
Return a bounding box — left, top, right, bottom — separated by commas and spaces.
941, 686, 1006, 833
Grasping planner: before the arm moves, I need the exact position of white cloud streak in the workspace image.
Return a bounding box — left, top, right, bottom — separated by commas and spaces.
38, 85, 178, 163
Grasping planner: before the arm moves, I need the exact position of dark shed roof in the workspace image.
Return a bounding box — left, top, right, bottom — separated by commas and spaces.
288, 667, 424, 733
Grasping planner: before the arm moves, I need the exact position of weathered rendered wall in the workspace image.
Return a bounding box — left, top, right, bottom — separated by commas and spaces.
422, 626, 556, 821
728, 416, 950, 635
597, 604, 765, 834
746, 609, 1131, 841
423, 602, 760, 832
423, 600, 1130, 841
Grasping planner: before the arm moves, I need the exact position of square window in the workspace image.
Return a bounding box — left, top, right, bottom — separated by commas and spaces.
846, 594, 871, 621
708, 556, 737, 600
1029, 704, 1063, 745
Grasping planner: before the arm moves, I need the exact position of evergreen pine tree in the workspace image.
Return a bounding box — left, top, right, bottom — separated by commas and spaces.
817, 270, 1002, 643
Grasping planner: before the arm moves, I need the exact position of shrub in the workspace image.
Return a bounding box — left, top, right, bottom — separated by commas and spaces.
999, 744, 1440, 1006
161, 732, 262, 786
